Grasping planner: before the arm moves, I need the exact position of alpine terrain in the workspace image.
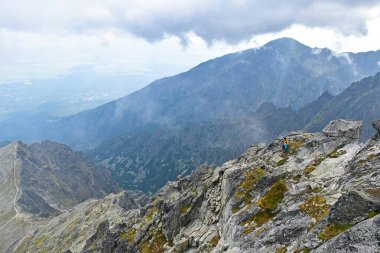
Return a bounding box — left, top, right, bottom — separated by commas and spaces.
0, 141, 121, 253
40, 38, 380, 193
14, 119, 380, 252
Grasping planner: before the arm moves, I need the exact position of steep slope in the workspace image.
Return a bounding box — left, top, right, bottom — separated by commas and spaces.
0, 141, 120, 253
305, 72, 380, 139
93, 72, 380, 193
94, 120, 268, 192
18, 119, 380, 252
47, 38, 380, 149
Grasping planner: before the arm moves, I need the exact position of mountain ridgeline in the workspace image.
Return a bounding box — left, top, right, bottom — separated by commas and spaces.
0, 141, 121, 253
16, 119, 380, 253
5, 38, 380, 193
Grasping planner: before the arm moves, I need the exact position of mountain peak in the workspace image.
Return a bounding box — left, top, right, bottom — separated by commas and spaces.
263, 37, 308, 49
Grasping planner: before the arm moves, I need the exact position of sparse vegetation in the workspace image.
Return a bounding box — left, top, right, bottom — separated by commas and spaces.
120, 229, 136, 243
210, 235, 220, 247
257, 179, 288, 210
318, 223, 353, 241
299, 195, 330, 222
304, 165, 316, 177
139, 231, 167, 253
276, 247, 287, 253
277, 158, 288, 166
181, 204, 192, 214
146, 206, 158, 222
234, 167, 266, 206
368, 211, 380, 218
328, 149, 346, 158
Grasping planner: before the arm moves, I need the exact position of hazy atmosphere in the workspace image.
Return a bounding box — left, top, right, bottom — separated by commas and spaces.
1, 1, 380, 253
1, 0, 380, 85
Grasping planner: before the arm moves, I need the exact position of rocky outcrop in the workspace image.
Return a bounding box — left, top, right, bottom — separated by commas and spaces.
372, 120, 380, 139
16, 119, 380, 253
322, 119, 362, 140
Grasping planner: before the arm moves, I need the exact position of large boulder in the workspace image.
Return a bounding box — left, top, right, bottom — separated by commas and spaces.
322, 119, 362, 140
372, 120, 380, 138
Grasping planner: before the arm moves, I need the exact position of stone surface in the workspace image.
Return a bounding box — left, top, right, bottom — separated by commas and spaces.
15, 120, 380, 253
322, 119, 362, 140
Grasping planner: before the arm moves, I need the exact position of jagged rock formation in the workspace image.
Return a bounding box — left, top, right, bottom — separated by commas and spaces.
0, 141, 120, 253
17, 119, 380, 252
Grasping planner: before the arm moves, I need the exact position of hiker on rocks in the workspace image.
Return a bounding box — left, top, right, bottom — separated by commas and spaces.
282, 137, 289, 154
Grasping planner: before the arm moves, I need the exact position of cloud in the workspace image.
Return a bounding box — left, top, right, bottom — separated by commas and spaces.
0, 1, 379, 85
0, 0, 379, 43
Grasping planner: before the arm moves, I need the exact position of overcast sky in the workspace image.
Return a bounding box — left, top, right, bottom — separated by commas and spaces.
1, 0, 380, 86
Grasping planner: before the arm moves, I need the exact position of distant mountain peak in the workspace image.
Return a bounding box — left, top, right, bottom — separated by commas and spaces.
263, 37, 308, 49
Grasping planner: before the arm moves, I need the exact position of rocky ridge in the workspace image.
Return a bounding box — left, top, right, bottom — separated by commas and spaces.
18, 119, 380, 252
0, 141, 120, 253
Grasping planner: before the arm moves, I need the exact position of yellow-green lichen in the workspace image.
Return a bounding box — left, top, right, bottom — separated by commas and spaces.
277, 158, 288, 167
181, 204, 191, 214
318, 223, 353, 241
306, 185, 321, 193
276, 247, 287, 253
299, 195, 330, 222
120, 229, 136, 243
139, 231, 167, 253
292, 174, 302, 183
294, 248, 310, 253
257, 179, 288, 210
210, 235, 220, 247
314, 155, 326, 166
234, 167, 266, 205
368, 211, 380, 218
291, 139, 305, 152
146, 206, 158, 222
304, 165, 316, 177
328, 150, 346, 158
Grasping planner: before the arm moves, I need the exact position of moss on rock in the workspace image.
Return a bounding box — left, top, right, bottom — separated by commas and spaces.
299, 195, 330, 222
257, 179, 288, 210
318, 223, 353, 241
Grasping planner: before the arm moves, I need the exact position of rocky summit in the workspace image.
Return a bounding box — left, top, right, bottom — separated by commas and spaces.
16, 119, 380, 253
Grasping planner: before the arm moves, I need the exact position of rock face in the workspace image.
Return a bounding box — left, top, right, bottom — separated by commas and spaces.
372, 120, 380, 138
17, 119, 380, 253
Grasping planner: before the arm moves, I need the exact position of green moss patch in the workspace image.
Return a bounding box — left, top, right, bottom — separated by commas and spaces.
328, 150, 346, 158
146, 206, 158, 222
181, 204, 191, 214
318, 223, 353, 241
210, 235, 220, 247
276, 247, 287, 253
304, 165, 316, 177
314, 155, 326, 166
299, 195, 330, 222
294, 248, 310, 253
277, 158, 288, 167
291, 139, 305, 152
234, 167, 266, 205
257, 179, 288, 210
368, 211, 380, 218
120, 229, 136, 243
306, 185, 321, 193
139, 231, 167, 253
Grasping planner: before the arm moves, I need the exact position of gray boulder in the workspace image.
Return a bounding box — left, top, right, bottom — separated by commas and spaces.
372, 120, 380, 138
322, 119, 362, 140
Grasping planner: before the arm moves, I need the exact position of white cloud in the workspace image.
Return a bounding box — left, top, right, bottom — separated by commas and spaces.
0, 1, 379, 85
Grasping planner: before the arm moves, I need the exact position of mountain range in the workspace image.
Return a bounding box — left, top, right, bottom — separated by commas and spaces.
14, 119, 380, 252
2, 38, 380, 193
